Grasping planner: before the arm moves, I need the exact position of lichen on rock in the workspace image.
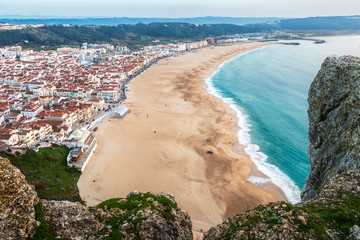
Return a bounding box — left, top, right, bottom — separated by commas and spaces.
95, 191, 193, 239
0, 157, 40, 239
42, 200, 107, 239
0, 155, 192, 239
301, 56, 360, 201
40, 191, 192, 239
204, 169, 360, 240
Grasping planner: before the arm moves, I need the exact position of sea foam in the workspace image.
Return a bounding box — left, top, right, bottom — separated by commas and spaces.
204, 49, 301, 203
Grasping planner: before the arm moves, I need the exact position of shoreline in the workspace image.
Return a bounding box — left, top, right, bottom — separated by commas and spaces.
78, 42, 286, 233
203, 48, 301, 204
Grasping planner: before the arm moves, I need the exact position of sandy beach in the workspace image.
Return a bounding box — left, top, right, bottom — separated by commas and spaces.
78, 42, 286, 234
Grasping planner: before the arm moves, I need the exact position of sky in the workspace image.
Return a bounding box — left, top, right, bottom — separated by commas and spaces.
0, 0, 359, 18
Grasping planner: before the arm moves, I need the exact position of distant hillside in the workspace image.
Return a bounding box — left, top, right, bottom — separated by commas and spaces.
0, 16, 282, 26
0, 22, 266, 48
247, 15, 360, 30
2, 15, 359, 31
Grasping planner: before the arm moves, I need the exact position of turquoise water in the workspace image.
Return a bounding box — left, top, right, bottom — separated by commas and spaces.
206, 36, 360, 203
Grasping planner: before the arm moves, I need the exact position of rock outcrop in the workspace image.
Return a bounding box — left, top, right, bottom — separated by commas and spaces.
42, 200, 106, 239
0, 157, 39, 239
0, 156, 192, 240
301, 56, 360, 201
204, 169, 360, 240
42, 191, 192, 239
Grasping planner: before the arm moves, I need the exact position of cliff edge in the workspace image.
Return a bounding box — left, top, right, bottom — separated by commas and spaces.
0, 156, 192, 239
204, 169, 360, 239
0, 157, 40, 239
302, 56, 360, 201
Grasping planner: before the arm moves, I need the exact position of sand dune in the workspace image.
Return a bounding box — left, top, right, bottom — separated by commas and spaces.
78, 42, 286, 233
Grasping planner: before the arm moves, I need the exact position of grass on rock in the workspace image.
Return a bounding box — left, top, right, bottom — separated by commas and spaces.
30, 200, 59, 240
97, 192, 178, 239
0, 144, 81, 201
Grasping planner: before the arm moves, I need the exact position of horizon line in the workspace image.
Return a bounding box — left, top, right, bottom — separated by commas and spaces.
0, 14, 359, 19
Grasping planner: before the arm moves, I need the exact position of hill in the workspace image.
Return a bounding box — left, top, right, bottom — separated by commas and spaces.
0, 22, 266, 48
0, 16, 282, 26
247, 15, 360, 30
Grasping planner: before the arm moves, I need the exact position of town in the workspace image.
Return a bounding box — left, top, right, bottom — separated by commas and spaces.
0, 22, 46, 31
0, 39, 214, 170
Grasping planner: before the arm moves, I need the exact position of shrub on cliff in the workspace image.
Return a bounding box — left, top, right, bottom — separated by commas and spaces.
0, 144, 80, 201
96, 191, 192, 239
204, 170, 360, 240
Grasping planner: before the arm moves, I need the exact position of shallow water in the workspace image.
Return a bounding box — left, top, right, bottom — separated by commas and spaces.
206, 36, 360, 203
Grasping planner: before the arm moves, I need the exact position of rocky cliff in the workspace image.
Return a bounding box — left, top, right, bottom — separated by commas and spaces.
0, 157, 39, 239
204, 169, 360, 239
204, 56, 360, 239
301, 55, 360, 201
0, 156, 192, 239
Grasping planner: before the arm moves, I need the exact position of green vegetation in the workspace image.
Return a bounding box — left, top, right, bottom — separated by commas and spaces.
301, 193, 360, 239
223, 195, 360, 240
0, 23, 266, 49
247, 16, 360, 31
30, 200, 58, 240
0, 144, 81, 201
23, 45, 66, 51
97, 192, 178, 239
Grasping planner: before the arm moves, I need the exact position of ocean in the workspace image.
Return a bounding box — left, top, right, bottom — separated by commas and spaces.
205, 36, 360, 203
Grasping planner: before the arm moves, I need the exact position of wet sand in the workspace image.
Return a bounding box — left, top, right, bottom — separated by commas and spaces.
78, 42, 286, 234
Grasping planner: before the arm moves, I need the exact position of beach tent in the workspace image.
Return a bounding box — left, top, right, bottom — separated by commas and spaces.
111, 104, 130, 119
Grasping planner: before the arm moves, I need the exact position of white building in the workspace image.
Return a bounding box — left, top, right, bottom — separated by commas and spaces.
21, 103, 43, 117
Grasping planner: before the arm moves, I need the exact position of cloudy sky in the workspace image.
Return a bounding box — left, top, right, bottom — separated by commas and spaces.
0, 0, 359, 18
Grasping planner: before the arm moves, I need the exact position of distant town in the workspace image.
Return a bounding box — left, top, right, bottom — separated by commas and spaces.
0, 22, 46, 31
0, 20, 313, 171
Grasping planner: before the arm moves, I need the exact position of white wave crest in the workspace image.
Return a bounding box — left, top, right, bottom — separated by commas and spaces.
204, 49, 301, 203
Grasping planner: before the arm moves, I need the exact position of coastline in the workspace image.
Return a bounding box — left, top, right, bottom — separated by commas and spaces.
78, 42, 286, 232
204, 49, 301, 204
